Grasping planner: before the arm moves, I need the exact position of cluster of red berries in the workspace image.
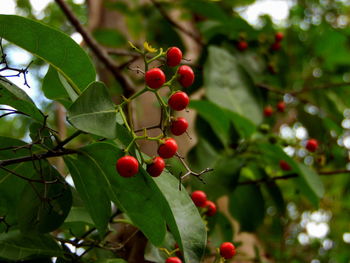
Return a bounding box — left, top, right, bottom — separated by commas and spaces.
263, 100, 285, 117
270, 32, 284, 51
191, 190, 217, 216
116, 47, 194, 178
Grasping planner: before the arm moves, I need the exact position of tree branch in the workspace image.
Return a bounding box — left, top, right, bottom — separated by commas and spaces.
149, 0, 203, 46
54, 0, 134, 96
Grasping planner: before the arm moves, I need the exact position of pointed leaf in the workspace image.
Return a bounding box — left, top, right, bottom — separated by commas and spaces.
0, 230, 63, 261
204, 46, 262, 125
17, 163, 72, 234
0, 80, 44, 122
67, 81, 117, 138
64, 156, 111, 235
0, 14, 96, 92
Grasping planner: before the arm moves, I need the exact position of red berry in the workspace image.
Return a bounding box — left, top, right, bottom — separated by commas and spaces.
165, 257, 182, 263
263, 106, 274, 117
279, 160, 291, 171
277, 101, 285, 112
271, 42, 281, 51
167, 47, 182, 67
205, 200, 217, 216
275, 32, 284, 42
191, 190, 207, 207
174, 243, 182, 257
237, 41, 248, 51
168, 91, 189, 111
116, 155, 139, 177
158, 138, 178, 159
306, 139, 318, 152
170, 117, 188, 136
147, 156, 165, 177
177, 65, 194, 88
145, 68, 166, 89
220, 242, 236, 259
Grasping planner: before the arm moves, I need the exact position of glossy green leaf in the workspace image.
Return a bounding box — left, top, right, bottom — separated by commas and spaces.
229, 180, 265, 232
152, 172, 207, 263
0, 230, 63, 260
42, 66, 75, 107
0, 80, 44, 122
64, 156, 111, 235
17, 163, 72, 234
65, 207, 94, 224
67, 81, 118, 139
96, 259, 128, 263
204, 46, 262, 125
190, 100, 230, 145
69, 142, 207, 262
65, 142, 166, 246
0, 14, 96, 92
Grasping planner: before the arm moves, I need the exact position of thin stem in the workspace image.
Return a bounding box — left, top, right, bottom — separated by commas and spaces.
119, 87, 148, 107
54, 130, 83, 150
146, 48, 164, 64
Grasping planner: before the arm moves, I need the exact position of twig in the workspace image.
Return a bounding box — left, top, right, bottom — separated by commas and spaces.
238, 169, 350, 186
54, 0, 134, 96
54, 130, 83, 150
0, 148, 77, 167
176, 152, 213, 189
149, 0, 203, 46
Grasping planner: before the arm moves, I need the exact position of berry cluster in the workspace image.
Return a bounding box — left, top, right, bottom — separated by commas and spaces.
263, 100, 285, 117
191, 190, 217, 217
115, 45, 194, 179
270, 32, 284, 52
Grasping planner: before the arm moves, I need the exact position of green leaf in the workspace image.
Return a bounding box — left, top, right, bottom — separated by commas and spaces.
229, 180, 265, 232
67, 81, 118, 139
204, 46, 262, 125
0, 14, 96, 93
68, 142, 207, 262
0, 230, 63, 260
190, 100, 230, 145
17, 163, 72, 234
0, 80, 44, 122
65, 142, 166, 246
64, 156, 111, 235
96, 259, 128, 263
42, 66, 76, 107
65, 207, 94, 224
152, 173, 207, 263
0, 137, 37, 228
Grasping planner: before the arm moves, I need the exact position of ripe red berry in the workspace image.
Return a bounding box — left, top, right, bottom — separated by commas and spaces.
168, 91, 189, 111
220, 242, 236, 259
279, 160, 291, 171
263, 105, 274, 117
158, 138, 178, 159
306, 138, 318, 152
191, 190, 207, 207
145, 68, 166, 89
177, 65, 195, 88
116, 155, 139, 178
147, 156, 165, 177
275, 32, 284, 42
165, 257, 182, 263
167, 47, 182, 67
170, 117, 188, 136
205, 200, 217, 216
277, 101, 285, 112
237, 41, 248, 51
271, 42, 281, 51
